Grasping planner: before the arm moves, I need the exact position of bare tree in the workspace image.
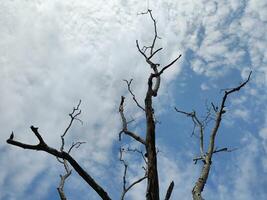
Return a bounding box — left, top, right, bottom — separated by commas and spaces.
175, 72, 252, 200
119, 9, 181, 200
6, 9, 251, 200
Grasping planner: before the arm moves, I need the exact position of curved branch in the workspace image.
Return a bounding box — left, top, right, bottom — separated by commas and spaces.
119, 96, 146, 145
119, 147, 147, 200
121, 176, 147, 200
60, 100, 82, 152
124, 79, 145, 111
6, 127, 111, 200
154, 54, 182, 77
175, 108, 205, 157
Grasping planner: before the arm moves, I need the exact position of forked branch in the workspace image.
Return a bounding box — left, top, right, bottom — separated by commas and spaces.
120, 148, 147, 200
7, 116, 111, 200
119, 96, 146, 145
175, 108, 205, 157
124, 79, 145, 111
192, 71, 252, 200
57, 160, 72, 200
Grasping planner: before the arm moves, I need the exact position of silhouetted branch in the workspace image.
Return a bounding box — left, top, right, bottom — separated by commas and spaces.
175, 108, 205, 157
124, 79, 145, 111
60, 100, 82, 152
7, 126, 111, 200
119, 147, 147, 200
164, 181, 174, 200
148, 48, 163, 60
154, 54, 182, 77
68, 141, 86, 154
119, 96, 146, 145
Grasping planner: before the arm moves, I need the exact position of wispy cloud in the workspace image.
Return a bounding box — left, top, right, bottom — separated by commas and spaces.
0, 0, 266, 199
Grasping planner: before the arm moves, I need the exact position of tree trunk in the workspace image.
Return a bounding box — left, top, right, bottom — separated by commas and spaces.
145, 89, 160, 200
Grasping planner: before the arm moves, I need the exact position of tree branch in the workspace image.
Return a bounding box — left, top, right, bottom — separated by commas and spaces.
192, 71, 252, 200
148, 48, 163, 60
57, 160, 72, 200
164, 181, 174, 200
175, 108, 205, 157
136, 40, 148, 60
7, 127, 111, 200
119, 96, 146, 145
124, 79, 145, 111
60, 100, 82, 152
119, 147, 147, 200
154, 54, 182, 77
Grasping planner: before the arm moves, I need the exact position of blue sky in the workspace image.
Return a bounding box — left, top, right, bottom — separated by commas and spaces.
0, 0, 267, 199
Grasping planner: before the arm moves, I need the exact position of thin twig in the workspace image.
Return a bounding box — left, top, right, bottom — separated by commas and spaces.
6, 127, 112, 200
60, 100, 82, 152
124, 79, 145, 111
175, 108, 205, 157
119, 147, 147, 200
119, 96, 146, 145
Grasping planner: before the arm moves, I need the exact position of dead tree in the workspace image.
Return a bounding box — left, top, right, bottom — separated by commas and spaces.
175, 72, 252, 200
5, 8, 250, 200
6, 9, 180, 200
119, 9, 181, 200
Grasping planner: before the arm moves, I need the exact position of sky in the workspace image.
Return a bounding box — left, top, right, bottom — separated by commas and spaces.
0, 0, 266, 199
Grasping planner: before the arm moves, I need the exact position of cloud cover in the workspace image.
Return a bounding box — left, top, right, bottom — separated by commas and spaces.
0, 0, 266, 199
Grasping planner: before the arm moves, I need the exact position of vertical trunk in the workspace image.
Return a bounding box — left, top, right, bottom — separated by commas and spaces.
145, 89, 160, 200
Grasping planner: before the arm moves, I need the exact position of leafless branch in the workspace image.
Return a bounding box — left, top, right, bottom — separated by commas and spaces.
192, 71, 252, 200
124, 79, 145, 111
68, 141, 86, 154
125, 147, 147, 165
153, 54, 182, 77
119, 148, 147, 200
57, 160, 72, 200
175, 108, 205, 157
121, 176, 147, 200
60, 100, 82, 152
213, 147, 238, 154
193, 147, 237, 164
7, 127, 111, 200
137, 9, 160, 56
54, 100, 85, 199
119, 96, 146, 145
148, 48, 163, 60
164, 181, 174, 200
147, 9, 159, 56
136, 40, 148, 60
136, 10, 181, 100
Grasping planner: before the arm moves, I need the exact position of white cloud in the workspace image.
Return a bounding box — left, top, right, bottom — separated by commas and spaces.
0, 0, 182, 199
0, 0, 266, 199
232, 108, 249, 121
204, 133, 267, 200
259, 117, 267, 172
